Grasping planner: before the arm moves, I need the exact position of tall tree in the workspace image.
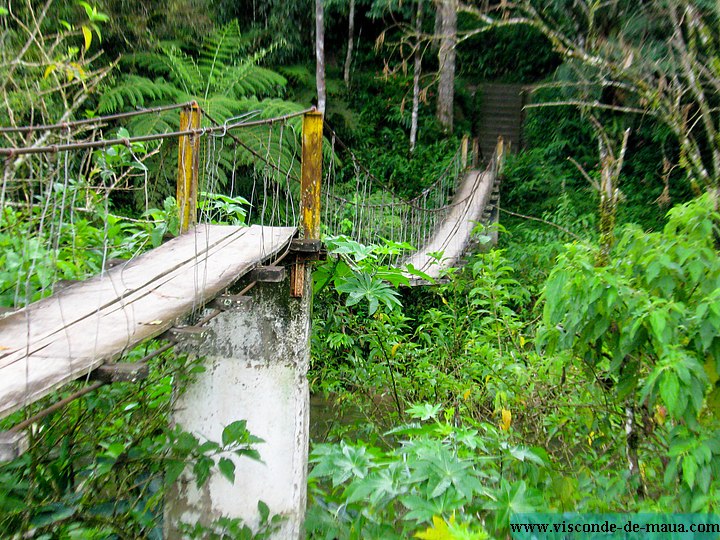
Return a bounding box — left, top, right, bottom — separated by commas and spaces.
410, 0, 424, 152
343, 0, 356, 87
316, 0, 327, 113
464, 0, 720, 194
436, 0, 457, 132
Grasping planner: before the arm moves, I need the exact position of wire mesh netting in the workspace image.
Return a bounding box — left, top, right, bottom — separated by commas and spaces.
0, 105, 306, 309
1, 102, 501, 308
321, 125, 501, 270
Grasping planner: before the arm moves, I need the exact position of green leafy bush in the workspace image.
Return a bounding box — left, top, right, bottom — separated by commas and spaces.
540, 194, 720, 510
307, 404, 544, 539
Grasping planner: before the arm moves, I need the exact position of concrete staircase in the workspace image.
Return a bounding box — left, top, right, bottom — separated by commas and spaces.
476, 83, 525, 163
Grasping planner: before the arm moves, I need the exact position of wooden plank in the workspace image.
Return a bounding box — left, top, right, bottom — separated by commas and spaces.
1, 225, 293, 367
403, 169, 496, 281
0, 225, 277, 368
249, 266, 286, 283
0, 225, 246, 364
91, 363, 149, 383
0, 224, 296, 418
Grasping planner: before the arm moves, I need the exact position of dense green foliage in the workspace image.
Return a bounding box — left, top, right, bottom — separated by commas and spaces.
502, 86, 694, 231
0, 138, 178, 308
457, 23, 560, 83
308, 196, 720, 537
96, 20, 305, 204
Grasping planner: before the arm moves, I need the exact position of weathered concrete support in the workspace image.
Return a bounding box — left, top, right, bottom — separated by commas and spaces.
165, 267, 311, 538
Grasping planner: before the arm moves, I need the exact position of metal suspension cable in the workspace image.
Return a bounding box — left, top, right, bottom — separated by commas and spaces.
197, 106, 302, 184
323, 121, 480, 214
0, 108, 315, 157
0, 102, 196, 134
323, 120, 463, 207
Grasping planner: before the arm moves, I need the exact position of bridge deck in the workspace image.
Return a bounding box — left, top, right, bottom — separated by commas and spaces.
0, 224, 296, 419
404, 169, 496, 281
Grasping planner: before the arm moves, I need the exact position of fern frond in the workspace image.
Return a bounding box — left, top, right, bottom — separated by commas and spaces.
236, 98, 306, 121
224, 64, 287, 99
198, 21, 244, 80
230, 122, 302, 183
124, 48, 203, 96
160, 46, 203, 95
199, 95, 247, 120
126, 109, 179, 136
123, 52, 175, 76
277, 65, 314, 86
100, 28, 308, 204
98, 76, 180, 113
215, 151, 236, 173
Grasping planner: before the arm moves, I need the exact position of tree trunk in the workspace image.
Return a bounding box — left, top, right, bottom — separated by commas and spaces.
410, 0, 424, 153
316, 0, 326, 114
433, 1, 442, 49
436, 0, 456, 132
343, 0, 356, 88
597, 126, 630, 265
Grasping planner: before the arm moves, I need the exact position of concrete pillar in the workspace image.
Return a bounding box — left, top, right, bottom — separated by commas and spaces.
165, 267, 311, 538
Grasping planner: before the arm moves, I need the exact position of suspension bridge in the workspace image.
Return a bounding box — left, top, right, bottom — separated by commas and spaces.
0, 102, 504, 537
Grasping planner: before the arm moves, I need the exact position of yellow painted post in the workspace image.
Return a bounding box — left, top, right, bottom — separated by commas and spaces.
461, 135, 468, 169
177, 102, 201, 233
291, 109, 323, 297
300, 110, 323, 240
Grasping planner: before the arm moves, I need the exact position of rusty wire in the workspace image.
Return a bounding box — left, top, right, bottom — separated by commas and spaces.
0, 107, 314, 156
0, 102, 195, 134
198, 106, 302, 184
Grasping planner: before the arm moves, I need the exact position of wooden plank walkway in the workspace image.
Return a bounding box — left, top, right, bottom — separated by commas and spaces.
404, 168, 496, 281
0, 224, 296, 419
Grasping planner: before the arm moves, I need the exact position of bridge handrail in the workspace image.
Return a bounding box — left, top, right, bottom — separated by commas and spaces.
324, 136, 503, 214
0, 106, 313, 157
0, 102, 195, 134
324, 122, 465, 206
